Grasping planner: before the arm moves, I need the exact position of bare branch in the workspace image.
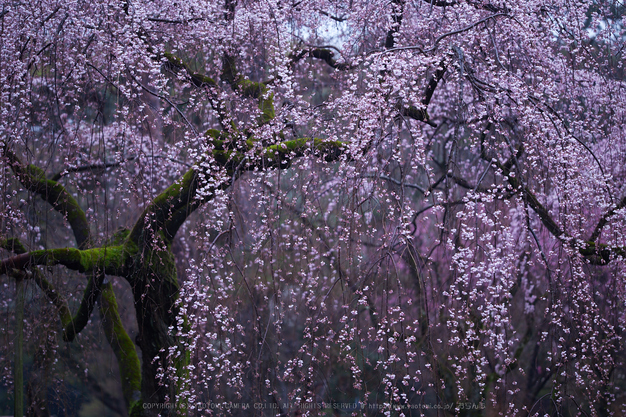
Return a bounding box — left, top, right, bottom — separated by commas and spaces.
51, 154, 191, 182
291, 48, 353, 70
318, 10, 347, 22
382, 13, 508, 55
129, 73, 199, 136
361, 173, 427, 193
147, 16, 209, 24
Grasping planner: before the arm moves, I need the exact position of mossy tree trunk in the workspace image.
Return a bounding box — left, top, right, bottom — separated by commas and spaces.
1, 123, 344, 416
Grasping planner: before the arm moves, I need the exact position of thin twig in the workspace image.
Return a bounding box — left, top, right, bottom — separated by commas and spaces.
361, 173, 427, 193
129, 73, 199, 136
51, 154, 191, 181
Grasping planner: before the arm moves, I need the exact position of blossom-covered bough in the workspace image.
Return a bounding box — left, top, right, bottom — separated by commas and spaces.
1, 0, 625, 415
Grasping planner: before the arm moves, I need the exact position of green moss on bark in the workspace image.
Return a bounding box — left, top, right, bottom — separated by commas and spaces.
21, 245, 128, 274
238, 79, 275, 124
164, 52, 217, 88
0, 238, 27, 254
100, 282, 142, 410
6, 149, 91, 249
263, 137, 345, 164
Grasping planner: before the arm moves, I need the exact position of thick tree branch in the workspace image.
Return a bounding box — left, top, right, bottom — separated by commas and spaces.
318, 10, 346, 22
161, 52, 232, 129
0, 238, 27, 254
507, 175, 564, 238
162, 52, 217, 88
4, 147, 92, 249
0, 241, 133, 342
99, 282, 142, 411
141, 137, 346, 243
0, 246, 129, 276
400, 104, 434, 126
422, 63, 446, 107
62, 268, 106, 342
2, 158, 143, 406
484, 145, 625, 264
578, 241, 622, 265
290, 48, 352, 70
420, 0, 456, 5
589, 195, 626, 242
3, 150, 140, 346
420, 0, 509, 12
34, 269, 72, 326
399, 63, 446, 126
485, 145, 564, 238
222, 53, 275, 125
385, 0, 405, 49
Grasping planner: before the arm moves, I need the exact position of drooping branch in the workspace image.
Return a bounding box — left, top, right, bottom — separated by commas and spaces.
51, 154, 190, 182
1, 238, 72, 327
383, 13, 508, 55
146, 16, 210, 24
361, 173, 427, 193
15, 273, 25, 417
484, 144, 564, 238
4, 147, 91, 249
484, 142, 625, 264
51, 159, 132, 182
